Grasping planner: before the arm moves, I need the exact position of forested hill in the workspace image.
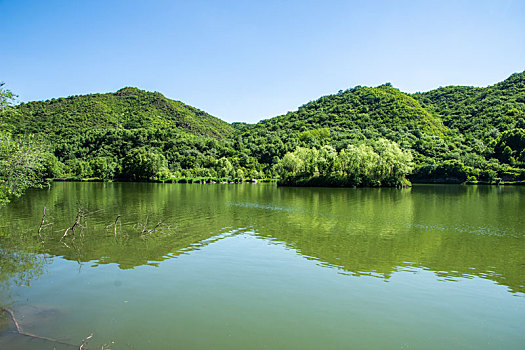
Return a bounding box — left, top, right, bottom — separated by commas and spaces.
414, 71, 525, 137
1, 71, 524, 186
253, 84, 448, 137
235, 84, 450, 165
5, 87, 233, 139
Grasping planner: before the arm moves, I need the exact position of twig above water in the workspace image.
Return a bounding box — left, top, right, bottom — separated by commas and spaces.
37, 206, 46, 240
113, 215, 121, 238
60, 209, 87, 241
60, 208, 105, 241
106, 214, 126, 241
37, 206, 53, 241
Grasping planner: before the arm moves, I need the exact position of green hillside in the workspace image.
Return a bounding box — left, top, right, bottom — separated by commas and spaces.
1, 71, 524, 197
236, 73, 525, 184
415, 72, 525, 137
256, 84, 447, 136
1, 87, 249, 184
5, 87, 233, 139
235, 84, 451, 164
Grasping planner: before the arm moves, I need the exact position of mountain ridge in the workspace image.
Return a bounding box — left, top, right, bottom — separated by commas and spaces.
6, 86, 234, 139
1, 71, 523, 183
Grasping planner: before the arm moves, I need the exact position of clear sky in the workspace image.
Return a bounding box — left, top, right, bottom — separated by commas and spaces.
1, 0, 524, 123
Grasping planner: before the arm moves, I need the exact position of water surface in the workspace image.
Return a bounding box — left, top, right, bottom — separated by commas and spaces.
0, 183, 524, 349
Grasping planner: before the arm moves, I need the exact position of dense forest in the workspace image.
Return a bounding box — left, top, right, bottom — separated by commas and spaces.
1, 71, 524, 202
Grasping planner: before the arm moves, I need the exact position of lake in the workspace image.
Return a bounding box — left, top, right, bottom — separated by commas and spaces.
0, 183, 524, 349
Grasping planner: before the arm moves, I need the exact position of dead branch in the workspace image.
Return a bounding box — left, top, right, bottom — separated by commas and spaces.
84, 209, 104, 216
60, 209, 86, 241
1, 307, 77, 347
79, 332, 94, 349
147, 222, 163, 234
113, 215, 120, 238
1, 307, 21, 333
139, 216, 149, 234
140, 221, 166, 237
37, 207, 46, 240
15, 330, 75, 347
60, 208, 104, 241
130, 216, 176, 237
37, 207, 53, 241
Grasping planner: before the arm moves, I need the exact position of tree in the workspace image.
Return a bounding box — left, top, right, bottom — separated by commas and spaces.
216, 157, 235, 178
121, 147, 167, 181
494, 128, 525, 164
275, 152, 303, 179
0, 132, 48, 204
317, 145, 337, 176
90, 156, 118, 179
518, 149, 525, 164
0, 84, 51, 205
275, 139, 413, 187
373, 138, 413, 180
0, 82, 16, 110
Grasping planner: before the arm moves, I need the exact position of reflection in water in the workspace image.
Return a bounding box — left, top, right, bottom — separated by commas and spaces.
0, 183, 524, 349
0, 231, 46, 293
248, 186, 525, 294
0, 183, 524, 294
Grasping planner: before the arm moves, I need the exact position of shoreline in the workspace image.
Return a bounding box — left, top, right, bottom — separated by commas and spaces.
50, 178, 525, 186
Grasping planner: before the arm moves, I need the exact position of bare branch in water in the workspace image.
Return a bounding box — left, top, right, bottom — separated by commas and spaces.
37, 206, 53, 241
60, 208, 105, 241
79, 332, 94, 349
1, 307, 21, 333
139, 216, 149, 234
141, 221, 169, 237
84, 209, 104, 216
60, 209, 88, 241
1, 307, 77, 347
113, 215, 121, 238
37, 206, 46, 240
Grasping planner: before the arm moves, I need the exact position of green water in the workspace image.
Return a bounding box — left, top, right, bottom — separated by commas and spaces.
0, 183, 524, 349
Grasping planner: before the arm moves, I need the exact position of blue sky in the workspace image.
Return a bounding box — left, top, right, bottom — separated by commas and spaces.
1, 0, 524, 123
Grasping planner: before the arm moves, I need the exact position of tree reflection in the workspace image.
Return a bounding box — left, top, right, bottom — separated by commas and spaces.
0, 183, 523, 296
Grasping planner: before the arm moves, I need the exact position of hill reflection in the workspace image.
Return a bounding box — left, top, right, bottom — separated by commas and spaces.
0, 183, 523, 294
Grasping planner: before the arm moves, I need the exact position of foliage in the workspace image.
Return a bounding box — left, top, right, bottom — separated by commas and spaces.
414, 72, 525, 140
0, 131, 50, 204
9, 87, 233, 139
493, 128, 525, 165
0, 82, 16, 110
1, 71, 524, 187
1, 83, 54, 204
275, 139, 413, 187
121, 147, 168, 181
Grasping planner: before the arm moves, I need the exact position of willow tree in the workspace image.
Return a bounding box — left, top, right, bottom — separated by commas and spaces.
275, 138, 413, 187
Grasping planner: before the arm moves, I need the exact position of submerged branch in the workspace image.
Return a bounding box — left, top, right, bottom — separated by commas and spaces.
1, 307, 21, 333
1, 307, 77, 347
79, 332, 94, 350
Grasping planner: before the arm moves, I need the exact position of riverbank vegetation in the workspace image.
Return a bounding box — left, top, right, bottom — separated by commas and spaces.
275, 140, 413, 187
0, 84, 57, 204
1, 71, 524, 197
